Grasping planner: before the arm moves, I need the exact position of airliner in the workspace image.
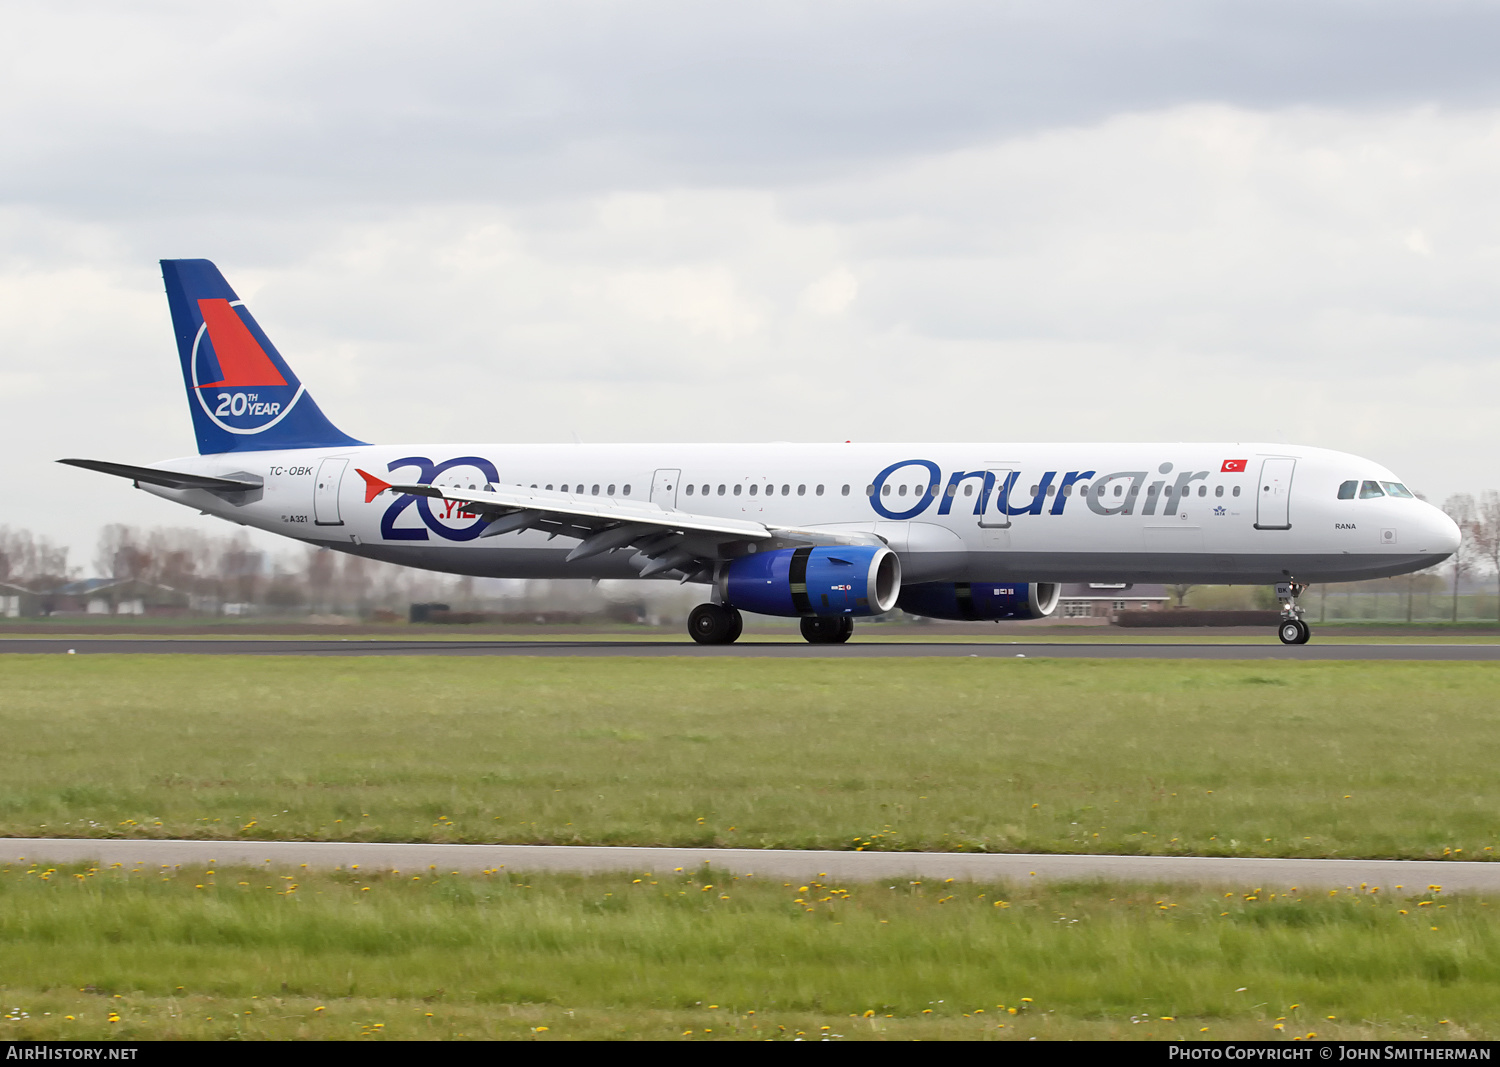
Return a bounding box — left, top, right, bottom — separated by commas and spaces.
61, 260, 1461, 645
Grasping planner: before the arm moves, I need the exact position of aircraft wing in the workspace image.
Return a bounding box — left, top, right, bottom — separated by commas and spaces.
358, 469, 879, 579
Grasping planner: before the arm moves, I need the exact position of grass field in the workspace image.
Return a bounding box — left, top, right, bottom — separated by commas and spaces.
2, 655, 1497, 859
5, 654, 1500, 1041
0, 860, 1491, 1040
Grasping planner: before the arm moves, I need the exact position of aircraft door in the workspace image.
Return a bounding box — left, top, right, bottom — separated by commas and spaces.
1254, 458, 1296, 530
651, 468, 681, 510
978, 468, 1014, 525
977, 466, 1013, 548
314, 457, 349, 526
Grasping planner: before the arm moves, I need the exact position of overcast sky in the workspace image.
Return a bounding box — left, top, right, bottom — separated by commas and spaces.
5, 0, 1500, 563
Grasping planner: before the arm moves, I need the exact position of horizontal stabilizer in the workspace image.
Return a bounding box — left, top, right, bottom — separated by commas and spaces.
57, 458, 263, 492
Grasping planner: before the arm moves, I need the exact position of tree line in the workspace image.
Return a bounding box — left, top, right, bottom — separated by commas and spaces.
0, 524, 466, 615
1443, 493, 1500, 620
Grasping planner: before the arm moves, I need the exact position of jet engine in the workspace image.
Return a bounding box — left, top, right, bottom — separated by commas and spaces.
897, 581, 1060, 621
719, 545, 901, 617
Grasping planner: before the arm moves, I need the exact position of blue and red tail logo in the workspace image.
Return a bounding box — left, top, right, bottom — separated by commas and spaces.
190, 298, 301, 435
163, 260, 363, 454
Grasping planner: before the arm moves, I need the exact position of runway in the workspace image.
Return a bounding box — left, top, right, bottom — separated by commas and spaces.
6, 838, 1496, 891
3, 637, 1499, 659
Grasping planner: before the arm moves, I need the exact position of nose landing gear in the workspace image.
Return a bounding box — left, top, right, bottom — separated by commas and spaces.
1275, 581, 1311, 645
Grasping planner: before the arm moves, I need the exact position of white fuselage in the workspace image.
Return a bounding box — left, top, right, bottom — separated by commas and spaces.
138, 441, 1460, 588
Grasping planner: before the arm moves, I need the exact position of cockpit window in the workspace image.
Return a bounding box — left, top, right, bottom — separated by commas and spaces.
1359, 480, 1385, 499
1337, 480, 1357, 500
1381, 481, 1414, 498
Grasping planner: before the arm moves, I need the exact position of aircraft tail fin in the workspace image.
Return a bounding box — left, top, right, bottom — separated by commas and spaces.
161, 259, 365, 454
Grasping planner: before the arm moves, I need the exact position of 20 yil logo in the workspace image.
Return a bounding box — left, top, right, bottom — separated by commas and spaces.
190, 298, 303, 435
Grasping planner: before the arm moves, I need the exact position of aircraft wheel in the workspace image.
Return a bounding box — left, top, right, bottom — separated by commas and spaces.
800, 617, 846, 644
724, 607, 744, 643
1277, 619, 1308, 645
689, 604, 739, 645
1293, 620, 1311, 644
833, 617, 854, 644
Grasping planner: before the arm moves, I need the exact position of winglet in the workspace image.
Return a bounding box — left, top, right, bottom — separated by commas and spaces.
356, 468, 393, 503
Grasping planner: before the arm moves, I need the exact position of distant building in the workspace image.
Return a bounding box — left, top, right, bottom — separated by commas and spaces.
0, 582, 39, 618
1055, 582, 1170, 619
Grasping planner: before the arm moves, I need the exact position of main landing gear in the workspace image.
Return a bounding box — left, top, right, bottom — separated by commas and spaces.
688, 603, 743, 645
800, 616, 854, 645
1275, 581, 1311, 645
686, 605, 856, 645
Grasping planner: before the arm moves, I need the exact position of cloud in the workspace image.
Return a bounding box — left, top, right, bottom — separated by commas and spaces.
8, 1, 1500, 212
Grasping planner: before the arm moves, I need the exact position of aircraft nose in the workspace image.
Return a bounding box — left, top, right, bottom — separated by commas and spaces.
1428, 506, 1463, 559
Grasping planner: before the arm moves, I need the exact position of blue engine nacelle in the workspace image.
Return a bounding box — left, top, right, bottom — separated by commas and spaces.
718, 545, 902, 618
897, 581, 1060, 621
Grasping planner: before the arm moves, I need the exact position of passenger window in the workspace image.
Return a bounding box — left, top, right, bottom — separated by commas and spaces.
782, 484, 790, 495
1381, 481, 1414, 498
1232, 486, 1240, 497
749, 484, 758, 496
576, 484, 584, 494
897, 485, 906, 497
1114, 484, 1123, 497
843, 485, 851, 496
545, 484, 553, 491
608, 484, 615, 495
882, 485, 891, 496
964, 484, 973, 496
1197, 485, 1206, 497
717, 485, 726, 496
623, 485, 631, 496
1360, 480, 1385, 499
591, 485, 600, 495
798, 484, 806, 496
1047, 485, 1056, 496
733, 485, 742, 496
1337, 480, 1357, 500
1030, 485, 1039, 496
685, 484, 694, 496
1215, 485, 1223, 498
816, 485, 824, 496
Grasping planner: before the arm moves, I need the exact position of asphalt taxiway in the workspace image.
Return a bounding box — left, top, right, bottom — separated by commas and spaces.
3, 638, 1499, 659
6, 838, 1496, 891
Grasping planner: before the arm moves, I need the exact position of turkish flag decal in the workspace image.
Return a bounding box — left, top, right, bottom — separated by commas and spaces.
1221, 459, 1248, 473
